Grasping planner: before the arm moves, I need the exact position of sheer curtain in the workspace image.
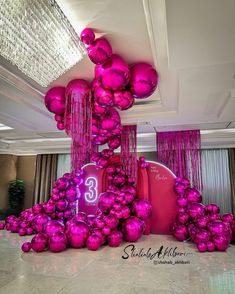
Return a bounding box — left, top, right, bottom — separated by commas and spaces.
201, 149, 232, 214
57, 154, 70, 179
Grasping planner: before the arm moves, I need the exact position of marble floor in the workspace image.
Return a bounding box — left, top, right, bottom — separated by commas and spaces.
0, 231, 235, 294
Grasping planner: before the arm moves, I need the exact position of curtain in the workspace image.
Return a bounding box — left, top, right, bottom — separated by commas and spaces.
228, 148, 235, 214
201, 149, 232, 214
33, 154, 58, 204
156, 130, 202, 191
57, 154, 70, 179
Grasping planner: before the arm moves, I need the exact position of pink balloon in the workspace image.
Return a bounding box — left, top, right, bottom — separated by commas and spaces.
44, 220, 65, 237
87, 38, 112, 64
32, 204, 44, 214
176, 196, 188, 208
188, 203, 205, 219
0, 223, 5, 230
56, 199, 68, 212
49, 232, 67, 253
108, 136, 121, 150
104, 215, 118, 229
108, 230, 123, 247
94, 86, 113, 106
221, 213, 234, 224
31, 233, 48, 252
195, 229, 211, 244
102, 226, 111, 236
205, 204, 220, 214
129, 63, 158, 98
54, 114, 64, 122
207, 241, 215, 252
112, 174, 126, 186
208, 221, 228, 236
186, 188, 202, 203
73, 212, 88, 223
93, 102, 107, 116
174, 225, 188, 241
132, 199, 152, 220
113, 90, 134, 110
18, 228, 26, 236
66, 186, 78, 202
86, 234, 101, 251
80, 28, 95, 45
21, 242, 32, 253
121, 206, 131, 219
122, 216, 144, 242
98, 192, 115, 213
43, 203, 56, 215
196, 215, 209, 229
213, 235, 229, 251
57, 122, 65, 130
26, 227, 33, 235
95, 54, 130, 91
44, 87, 65, 115
94, 217, 105, 229
197, 242, 207, 252
67, 221, 90, 248
177, 212, 189, 224
32, 214, 51, 233
57, 178, 69, 190
174, 183, 186, 196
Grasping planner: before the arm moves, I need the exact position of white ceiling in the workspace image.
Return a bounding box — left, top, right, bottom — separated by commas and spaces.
0, 0, 235, 155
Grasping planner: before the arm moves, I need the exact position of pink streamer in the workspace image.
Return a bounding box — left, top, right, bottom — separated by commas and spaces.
121, 125, 137, 183
65, 88, 92, 173
156, 130, 203, 191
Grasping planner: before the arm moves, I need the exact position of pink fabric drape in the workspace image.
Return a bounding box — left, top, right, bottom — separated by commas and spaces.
156, 130, 203, 191
121, 125, 137, 183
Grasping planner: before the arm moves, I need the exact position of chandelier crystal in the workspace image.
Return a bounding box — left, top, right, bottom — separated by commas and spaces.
0, 0, 86, 87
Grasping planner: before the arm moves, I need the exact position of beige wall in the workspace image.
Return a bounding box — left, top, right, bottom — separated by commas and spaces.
0, 154, 36, 211
17, 156, 36, 209
0, 155, 18, 210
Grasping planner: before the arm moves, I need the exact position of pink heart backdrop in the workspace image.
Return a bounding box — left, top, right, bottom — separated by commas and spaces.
1, 28, 235, 254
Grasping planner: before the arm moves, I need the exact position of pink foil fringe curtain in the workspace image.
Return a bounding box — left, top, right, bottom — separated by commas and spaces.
65, 91, 92, 173
121, 125, 137, 183
156, 130, 203, 191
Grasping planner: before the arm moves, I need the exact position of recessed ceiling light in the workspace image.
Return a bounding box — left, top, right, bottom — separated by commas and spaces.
0, 123, 13, 131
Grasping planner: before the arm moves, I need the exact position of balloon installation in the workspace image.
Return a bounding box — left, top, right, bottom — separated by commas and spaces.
0, 28, 156, 253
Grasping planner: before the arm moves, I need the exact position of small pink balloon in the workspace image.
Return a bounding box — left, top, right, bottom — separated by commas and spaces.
21, 242, 32, 253
56, 199, 68, 212
44, 87, 65, 115
108, 230, 123, 247
86, 234, 101, 251
188, 203, 205, 219
57, 122, 65, 130
54, 114, 64, 122
66, 186, 78, 202
186, 188, 202, 203
129, 63, 158, 98
87, 37, 112, 64
207, 241, 215, 252
104, 215, 118, 229
197, 242, 207, 252
121, 206, 131, 219
176, 197, 188, 208
94, 86, 113, 106
26, 227, 33, 235
93, 102, 107, 116
113, 90, 134, 110
0, 223, 5, 230
132, 199, 152, 220
221, 213, 234, 224
195, 229, 211, 244
174, 225, 188, 241
57, 178, 69, 190
18, 228, 26, 236
205, 204, 220, 214
102, 226, 111, 236
176, 212, 189, 224
95, 54, 130, 91
80, 28, 95, 45
196, 215, 209, 229
108, 136, 121, 150
174, 183, 186, 196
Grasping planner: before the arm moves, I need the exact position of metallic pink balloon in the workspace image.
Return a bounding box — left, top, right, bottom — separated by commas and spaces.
80, 28, 95, 45
57, 122, 65, 130
94, 86, 113, 106
65, 186, 78, 202
73, 212, 88, 223
186, 188, 202, 203
221, 213, 234, 224
32, 214, 51, 233
207, 241, 215, 252
44, 220, 64, 237
48, 232, 67, 253
56, 199, 68, 212
26, 227, 33, 235
18, 228, 26, 236
121, 206, 131, 219
108, 230, 123, 247
44, 87, 65, 115
87, 37, 112, 64
213, 235, 229, 251
67, 221, 90, 248
174, 183, 186, 196
132, 199, 152, 220
175, 177, 190, 188
43, 203, 56, 215
177, 212, 189, 224
54, 114, 64, 122
98, 192, 115, 213
10, 220, 20, 233
0, 223, 5, 230
188, 203, 205, 219
57, 178, 69, 190
176, 196, 188, 208
95, 54, 130, 91
197, 242, 207, 252
31, 233, 48, 252
174, 225, 188, 241
92, 228, 106, 245
113, 90, 134, 110
129, 63, 158, 98
93, 102, 107, 116
104, 215, 118, 229
94, 216, 105, 229
108, 136, 121, 150
113, 174, 126, 186
195, 229, 211, 244
205, 204, 220, 214
102, 226, 111, 236
196, 215, 209, 229
32, 204, 44, 214
122, 216, 144, 242
86, 234, 101, 251
21, 242, 32, 253
208, 221, 228, 236
66, 79, 91, 101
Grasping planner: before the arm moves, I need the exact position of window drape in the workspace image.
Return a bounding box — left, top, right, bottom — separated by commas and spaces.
33, 154, 58, 204
57, 154, 70, 179
228, 148, 235, 214
201, 149, 232, 214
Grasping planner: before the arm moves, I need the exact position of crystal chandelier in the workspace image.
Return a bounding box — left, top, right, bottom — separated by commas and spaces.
0, 0, 85, 87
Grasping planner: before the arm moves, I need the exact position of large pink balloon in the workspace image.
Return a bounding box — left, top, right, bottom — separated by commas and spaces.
122, 216, 144, 242
132, 200, 152, 220
67, 221, 90, 248
65, 79, 91, 102
44, 220, 65, 237
113, 90, 134, 110
48, 232, 67, 253
44, 87, 65, 115
87, 38, 112, 64
188, 203, 205, 219
95, 54, 130, 91
98, 192, 115, 213
129, 63, 158, 98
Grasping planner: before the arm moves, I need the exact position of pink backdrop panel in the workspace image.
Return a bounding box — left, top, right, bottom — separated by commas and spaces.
138, 161, 178, 235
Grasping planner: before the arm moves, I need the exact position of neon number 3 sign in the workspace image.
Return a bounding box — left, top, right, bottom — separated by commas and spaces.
84, 177, 98, 203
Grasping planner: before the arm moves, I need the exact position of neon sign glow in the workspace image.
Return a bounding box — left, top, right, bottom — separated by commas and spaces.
84, 177, 98, 203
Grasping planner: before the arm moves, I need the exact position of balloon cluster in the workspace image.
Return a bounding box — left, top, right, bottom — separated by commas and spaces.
138, 156, 149, 169
172, 177, 235, 252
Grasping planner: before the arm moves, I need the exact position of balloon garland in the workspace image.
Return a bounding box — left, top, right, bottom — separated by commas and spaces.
1, 28, 234, 254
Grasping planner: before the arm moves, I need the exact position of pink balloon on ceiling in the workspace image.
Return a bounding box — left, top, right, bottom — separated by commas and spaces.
113, 90, 134, 110
129, 62, 158, 98
80, 28, 95, 45
95, 54, 130, 91
65, 79, 91, 101
87, 37, 112, 64
44, 87, 65, 115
